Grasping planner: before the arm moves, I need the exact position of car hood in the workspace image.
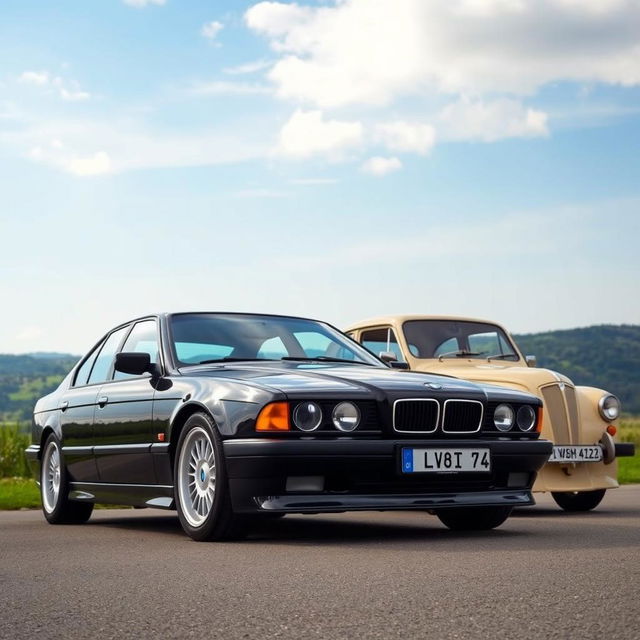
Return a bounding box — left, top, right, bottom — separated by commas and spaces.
409, 361, 573, 394
180, 362, 488, 397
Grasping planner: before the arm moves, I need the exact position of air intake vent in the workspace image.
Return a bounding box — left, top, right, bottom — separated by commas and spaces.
393, 399, 439, 433
442, 400, 483, 433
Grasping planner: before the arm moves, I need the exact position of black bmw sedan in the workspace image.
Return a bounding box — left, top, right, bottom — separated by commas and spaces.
26, 312, 552, 540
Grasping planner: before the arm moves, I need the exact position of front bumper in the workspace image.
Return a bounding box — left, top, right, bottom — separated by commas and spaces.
223, 438, 552, 514
615, 443, 635, 457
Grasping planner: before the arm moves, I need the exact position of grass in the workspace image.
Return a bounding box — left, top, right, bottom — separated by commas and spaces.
0, 422, 30, 478
0, 477, 40, 510
617, 416, 640, 484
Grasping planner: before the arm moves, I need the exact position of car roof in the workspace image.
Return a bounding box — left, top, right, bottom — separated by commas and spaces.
346, 315, 505, 330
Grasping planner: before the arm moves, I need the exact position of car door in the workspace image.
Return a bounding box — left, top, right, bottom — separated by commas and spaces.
59, 326, 129, 483
92, 319, 160, 485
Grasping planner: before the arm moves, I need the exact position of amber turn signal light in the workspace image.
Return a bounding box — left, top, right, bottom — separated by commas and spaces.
536, 407, 543, 433
256, 402, 290, 431
606, 425, 617, 436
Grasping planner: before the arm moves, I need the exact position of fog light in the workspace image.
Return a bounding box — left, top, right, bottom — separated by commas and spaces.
507, 472, 530, 488
286, 476, 324, 492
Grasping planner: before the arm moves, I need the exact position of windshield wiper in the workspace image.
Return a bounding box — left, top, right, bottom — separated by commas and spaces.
196, 357, 276, 364
280, 356, 376, 366
486, 353, 516, 361
438, 350, 484, 361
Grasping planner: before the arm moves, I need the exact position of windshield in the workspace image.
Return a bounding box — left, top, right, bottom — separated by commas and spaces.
402, 320, 520, 361
170, 313, 383, 367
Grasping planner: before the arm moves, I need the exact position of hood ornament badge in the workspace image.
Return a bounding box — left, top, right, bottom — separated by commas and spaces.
425, 382, 443, 390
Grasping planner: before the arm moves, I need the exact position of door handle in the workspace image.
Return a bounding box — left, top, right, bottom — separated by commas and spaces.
59, 401, 69, 412
97, 396, 109, 408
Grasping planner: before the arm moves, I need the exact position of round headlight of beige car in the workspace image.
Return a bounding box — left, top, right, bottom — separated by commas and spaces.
599, 394, 620, 422
494, 404, 515, 431
516, 405, 536, 432
293, 402, 323, 431
332, 402, 360, 432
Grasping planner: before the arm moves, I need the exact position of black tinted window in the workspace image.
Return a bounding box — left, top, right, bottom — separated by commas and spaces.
87, 326, 129, 385
170, 314, 380, 366
403, 320, 518, 360
113, 320, 159, 380
74, 341, 104, 387
361, 327, 405, 362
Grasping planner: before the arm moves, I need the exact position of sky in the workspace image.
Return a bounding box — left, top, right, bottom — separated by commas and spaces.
0, 0, 639, 354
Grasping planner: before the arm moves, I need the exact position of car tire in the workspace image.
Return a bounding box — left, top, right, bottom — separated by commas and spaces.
435, 506, 513, 531
40, 434, 94, 524
551, 489, 606, 512
174, 412, 246, 541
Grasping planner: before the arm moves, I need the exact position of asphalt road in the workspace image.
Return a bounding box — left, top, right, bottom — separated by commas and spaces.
1, 487, 639, 640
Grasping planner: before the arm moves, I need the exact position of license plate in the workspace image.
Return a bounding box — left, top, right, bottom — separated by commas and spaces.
549, 445, 602, 463
401, 448, 491, 473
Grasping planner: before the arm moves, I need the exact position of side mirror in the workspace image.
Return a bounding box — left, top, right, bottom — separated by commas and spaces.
115, 352, 152, 376
379, 351, 398, 363
525, 355, 537, 368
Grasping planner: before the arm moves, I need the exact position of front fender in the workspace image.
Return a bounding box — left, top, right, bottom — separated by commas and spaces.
575, 385, 618, 444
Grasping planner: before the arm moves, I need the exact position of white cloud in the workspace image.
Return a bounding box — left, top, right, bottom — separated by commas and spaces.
224, 60, 273, 75
5, 114, 268, 176
59, 87, 91, 102
290, 177, 339, 185
201, 20, 224, 41
245, 0, 640, 107
28, 142, 112, 177
191, 80, 272, 96
18, 70, 91, 101
19, 71, 50, 86
361, 156, 402, 176
375, 121, 436, 155
438, 98, 548, 142
276, 109, 363, 158
67, 151, 112, 177
123, 0, 166, 7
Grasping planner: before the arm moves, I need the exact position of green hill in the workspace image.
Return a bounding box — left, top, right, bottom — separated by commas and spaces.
514, 324, 640, 414
0, 324, 639, 420
0, 353, 78, 422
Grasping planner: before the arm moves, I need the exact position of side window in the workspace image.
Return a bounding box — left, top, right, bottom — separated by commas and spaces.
87, 326, 129, 386
113, 320, 159, 380
73, 340, 104, 387
360, 328, 405, 362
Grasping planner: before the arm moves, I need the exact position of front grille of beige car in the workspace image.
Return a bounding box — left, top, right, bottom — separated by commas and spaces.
541, 383, 579, 444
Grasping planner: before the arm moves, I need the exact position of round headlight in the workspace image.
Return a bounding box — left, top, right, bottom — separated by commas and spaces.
332, 402, 360, 432
516, 405, 536, 432
494, 404, 515, 431
599, 394, 620, 422
293, 402, 322, 431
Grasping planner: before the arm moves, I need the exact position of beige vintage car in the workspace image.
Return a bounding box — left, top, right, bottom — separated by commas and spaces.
345, 315, 635, 512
